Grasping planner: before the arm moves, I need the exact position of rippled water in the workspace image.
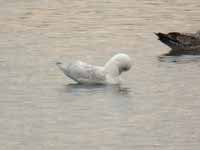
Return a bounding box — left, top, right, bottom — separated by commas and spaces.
1, 0, 200, 149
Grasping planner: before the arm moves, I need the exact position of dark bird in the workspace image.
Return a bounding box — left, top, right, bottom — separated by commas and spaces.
155, 31, 200, 56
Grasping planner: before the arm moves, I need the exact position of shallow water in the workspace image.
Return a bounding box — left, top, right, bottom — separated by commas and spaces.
1, 0, 200, 149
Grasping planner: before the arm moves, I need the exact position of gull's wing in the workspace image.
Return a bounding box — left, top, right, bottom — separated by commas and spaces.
57, 61, 106, 84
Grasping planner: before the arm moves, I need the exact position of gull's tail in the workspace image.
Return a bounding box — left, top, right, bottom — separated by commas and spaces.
56, 61, 65, 72
155, 32, 180, 49
56, 62, 62, 66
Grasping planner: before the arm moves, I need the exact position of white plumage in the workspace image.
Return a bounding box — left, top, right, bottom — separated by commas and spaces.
56, 53, 131, 84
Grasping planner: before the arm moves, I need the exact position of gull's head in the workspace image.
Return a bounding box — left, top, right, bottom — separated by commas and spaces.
105, 53, 131, 75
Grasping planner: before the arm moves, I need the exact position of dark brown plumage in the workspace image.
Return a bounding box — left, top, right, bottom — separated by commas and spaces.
155, 31, 200, 56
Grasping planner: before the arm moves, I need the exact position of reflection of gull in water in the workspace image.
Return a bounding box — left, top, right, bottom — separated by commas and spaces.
65, 84, 131, 97
56, 53, 131, 84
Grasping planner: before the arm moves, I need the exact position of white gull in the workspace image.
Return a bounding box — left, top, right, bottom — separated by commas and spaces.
56, 53, 131, 84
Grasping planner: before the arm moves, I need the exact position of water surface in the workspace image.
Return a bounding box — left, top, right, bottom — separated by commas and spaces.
0, 0, 200, 149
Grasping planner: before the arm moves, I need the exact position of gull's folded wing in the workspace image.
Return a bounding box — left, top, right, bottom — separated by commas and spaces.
57, 61, 106, 84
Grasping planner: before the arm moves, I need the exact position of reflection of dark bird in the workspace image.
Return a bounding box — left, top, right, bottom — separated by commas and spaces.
155, 31, 200, 55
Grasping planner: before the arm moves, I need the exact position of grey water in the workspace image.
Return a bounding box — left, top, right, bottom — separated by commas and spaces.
0, 0, 200, 149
